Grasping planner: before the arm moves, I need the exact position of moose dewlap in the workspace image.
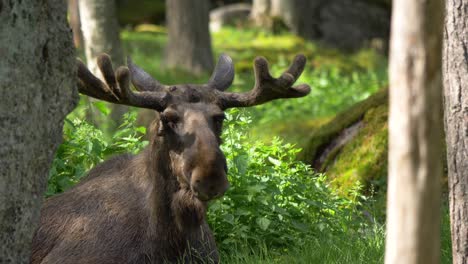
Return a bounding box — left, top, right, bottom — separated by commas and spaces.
31, 53, 310, 264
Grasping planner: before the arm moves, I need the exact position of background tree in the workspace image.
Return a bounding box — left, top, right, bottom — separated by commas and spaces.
384, 0, 444, 263
68, 0, 83, 48
0, 1, 77, 263
250, 0, 389, 51
165, 0, 214, 74
79, 0, 127, 126
443, 0, 468, 263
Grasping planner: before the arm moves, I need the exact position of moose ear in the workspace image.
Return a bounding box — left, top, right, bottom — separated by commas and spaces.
207, 53, 235, 91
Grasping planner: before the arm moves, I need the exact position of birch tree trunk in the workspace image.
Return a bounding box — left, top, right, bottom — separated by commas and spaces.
443, 1, 468, 263
385, 0, 444, 263
79, 0, 126, 127
165, 0, 214, 74
68, 0, 82, 48
0, 1, 77, 263
251, 0, 271, 28
79, 0, 123, 75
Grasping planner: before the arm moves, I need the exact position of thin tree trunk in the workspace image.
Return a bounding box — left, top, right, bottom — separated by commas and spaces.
443, 1, 468, 263
68, 0, 82, 48
270, 0, 296, 29
78, 0, 127, 128
385, 0, 444, 263
79, 0, 123, 75
0, 1, 77, 263
251, 0, 271, 27
165, 0, 214, 74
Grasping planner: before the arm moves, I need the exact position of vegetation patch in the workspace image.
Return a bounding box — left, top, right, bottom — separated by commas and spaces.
326, 104, 388, 195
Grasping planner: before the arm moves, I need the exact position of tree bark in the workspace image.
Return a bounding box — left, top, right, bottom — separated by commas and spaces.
385, 0, 444, 263
78, 0, 126, 128
165, 0, 214, 74
250, 0, 271, 28
443, 1, 468, 263
0, 1, 77, 263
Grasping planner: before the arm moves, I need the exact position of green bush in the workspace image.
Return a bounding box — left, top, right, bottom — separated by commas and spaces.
47, 110, 147, 196
208, 109, 368, 251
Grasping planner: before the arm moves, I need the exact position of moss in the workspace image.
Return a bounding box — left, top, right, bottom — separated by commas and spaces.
303, 87, 446, 198
327, 104, 388, 196
301, 88, 388, 165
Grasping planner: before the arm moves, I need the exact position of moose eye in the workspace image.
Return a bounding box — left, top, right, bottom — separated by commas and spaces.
212, 114, 226, 124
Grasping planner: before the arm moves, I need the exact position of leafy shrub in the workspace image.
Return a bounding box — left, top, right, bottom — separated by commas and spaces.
47, 111, 147, 196
208, 109, 367, 251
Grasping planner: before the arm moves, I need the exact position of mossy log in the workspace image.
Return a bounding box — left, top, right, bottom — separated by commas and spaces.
302, 88, 446, 196
301, 88, 389, 195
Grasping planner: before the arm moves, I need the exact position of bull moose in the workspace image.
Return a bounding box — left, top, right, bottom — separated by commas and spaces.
31, 53, 310, 263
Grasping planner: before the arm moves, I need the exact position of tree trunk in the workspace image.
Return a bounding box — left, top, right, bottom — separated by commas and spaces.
79, 0, 123, 74
0, 1, 77, 263
251, 0, 298, 32
385, 0, 444, 263
78, 0, 127, 128
443, 1, 468, 263
165, 0, 214, 75
68, 0, 82, 48
250, 0, 271, 27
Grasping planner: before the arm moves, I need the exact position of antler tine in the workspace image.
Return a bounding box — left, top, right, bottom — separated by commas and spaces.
127, 56, 166, 92
77, 58, 120, 103
216, 54, 311, 109
77, 54, 170, 111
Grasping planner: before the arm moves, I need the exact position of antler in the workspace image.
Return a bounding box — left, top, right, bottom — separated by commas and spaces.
77, 54, 169, 111
216, 54, 310, 109
77, 53, 310, 112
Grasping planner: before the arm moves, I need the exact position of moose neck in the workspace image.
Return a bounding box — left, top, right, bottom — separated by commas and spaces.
146, 137, 180, 231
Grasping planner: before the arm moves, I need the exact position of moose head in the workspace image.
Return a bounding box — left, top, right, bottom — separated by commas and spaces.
77, 53, 310, 207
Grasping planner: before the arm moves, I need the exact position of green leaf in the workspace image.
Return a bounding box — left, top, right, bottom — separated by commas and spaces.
256, 217, 271, 231
223, 214, 235, 224
246, 184, 265, 194
135, 126, 147, 134
92, 101, 111, 115
268, 156, 281, 166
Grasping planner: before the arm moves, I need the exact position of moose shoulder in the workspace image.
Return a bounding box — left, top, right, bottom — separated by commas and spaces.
31, 53, 310, 264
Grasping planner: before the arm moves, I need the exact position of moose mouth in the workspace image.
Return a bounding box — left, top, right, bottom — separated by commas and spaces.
190, 189, 213, 202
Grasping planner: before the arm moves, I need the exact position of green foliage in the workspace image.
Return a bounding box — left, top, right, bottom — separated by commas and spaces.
47, 110, 147, 196
208, 109, 368, 251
